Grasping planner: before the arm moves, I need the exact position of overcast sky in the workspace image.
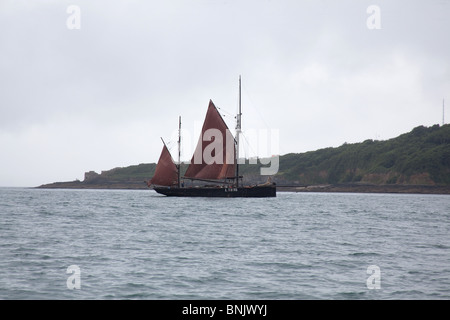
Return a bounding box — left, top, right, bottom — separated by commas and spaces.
1, 0, 449, 187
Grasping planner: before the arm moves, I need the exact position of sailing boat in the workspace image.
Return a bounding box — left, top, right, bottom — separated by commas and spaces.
147, 77, 276, 197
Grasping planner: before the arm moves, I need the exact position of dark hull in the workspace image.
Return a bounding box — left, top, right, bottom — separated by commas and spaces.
153, 184, 276, 197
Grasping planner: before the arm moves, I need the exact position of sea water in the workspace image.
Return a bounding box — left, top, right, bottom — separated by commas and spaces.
0, 187, 449, 299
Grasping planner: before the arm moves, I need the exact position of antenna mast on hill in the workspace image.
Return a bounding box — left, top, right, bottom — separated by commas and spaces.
178, 116, 181, 188
235, 75, 242, 188
443, 99, 445, 126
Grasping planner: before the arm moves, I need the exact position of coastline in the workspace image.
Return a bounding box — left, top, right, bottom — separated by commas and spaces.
277, 183, 450, 194
36, 181, 450, 194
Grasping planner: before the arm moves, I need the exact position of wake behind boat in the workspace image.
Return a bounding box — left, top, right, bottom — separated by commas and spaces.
147, 77, 276, 197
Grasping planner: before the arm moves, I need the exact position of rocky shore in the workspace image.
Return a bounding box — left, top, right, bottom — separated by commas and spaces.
277, 183, 450, 194
37, 180, 149, 190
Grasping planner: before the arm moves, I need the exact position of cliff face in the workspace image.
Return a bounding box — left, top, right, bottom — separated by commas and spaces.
84, 171, 100, 182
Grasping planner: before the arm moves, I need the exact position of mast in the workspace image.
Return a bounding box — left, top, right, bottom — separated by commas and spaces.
235, 76, 242, 188
178, 116, 182, 188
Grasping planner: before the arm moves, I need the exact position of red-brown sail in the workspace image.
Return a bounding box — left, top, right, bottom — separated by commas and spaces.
184, 100, 236, 180
148, 143, 178, 186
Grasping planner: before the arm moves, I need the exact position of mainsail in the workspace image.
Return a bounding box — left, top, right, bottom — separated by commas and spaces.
148, 142, 178, 186
184, 100, 236, 180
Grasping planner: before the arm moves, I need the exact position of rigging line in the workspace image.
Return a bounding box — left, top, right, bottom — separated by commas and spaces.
241, 82, 271, 130
239, 131, 258, 160
216, 105, 235, 119
165, 139, 181, 158
215, 105, 236, 131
